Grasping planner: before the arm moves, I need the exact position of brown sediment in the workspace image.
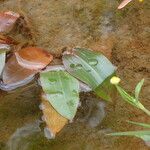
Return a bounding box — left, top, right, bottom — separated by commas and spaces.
0, 0, 149, 150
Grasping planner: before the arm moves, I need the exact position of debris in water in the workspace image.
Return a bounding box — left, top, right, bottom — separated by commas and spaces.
1, 54, 36, 91
118, 0, 132, 9
6, 120, 41, 150
15, 47, 53, 70
0, 11, 20, 33
44, 127, 55, 140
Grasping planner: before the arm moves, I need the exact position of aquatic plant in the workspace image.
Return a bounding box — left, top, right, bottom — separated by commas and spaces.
108, 77, 150, 145
0, 9, 149, 144
110, 77, 150, 116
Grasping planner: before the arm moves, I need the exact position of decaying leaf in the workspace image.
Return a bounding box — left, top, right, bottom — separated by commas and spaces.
118, 0, 132, 9
0, 51, 6, 76
0, 11, 20, 33
0, 35, 17, 45
40, 70, 79, 120
15, 47, 53, 70
41, 94, 68, 135
1, 54, 36, 90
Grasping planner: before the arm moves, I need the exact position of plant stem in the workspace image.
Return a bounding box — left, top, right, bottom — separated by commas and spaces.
138, 103, 150, 116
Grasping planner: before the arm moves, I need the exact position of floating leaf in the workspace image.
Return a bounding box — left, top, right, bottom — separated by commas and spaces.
0, 11, 20, 33
118, 0, 132, 9
1, 54, 36, 90
40, 71, 79, 120
62, 48, 116, 101
41, 93, 68, 135
0, 51, 6, 76
94, 74, 115, 101
0, 35, 17, 45
15, 47, 53, 70
135, 79, 144, 100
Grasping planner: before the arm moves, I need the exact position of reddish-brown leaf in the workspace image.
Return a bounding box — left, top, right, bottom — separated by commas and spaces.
15, 47, 53, 70
0, 35, 17, 45
41, 94, 68, 135
2, 54, 36, 85
0, 11, 20, 33
118, 0, 132, 9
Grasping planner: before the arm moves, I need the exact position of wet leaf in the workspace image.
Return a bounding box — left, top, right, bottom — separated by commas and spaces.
0, 11, 20, 33
1, 54, 36, 90
0, 35, 17, 45
41, 94, 68, 135
40, 71, 79, 120
118, 0, 132, 9
62, 48, 116, 101
15, 47, 53, 70
94, 74, 115, 101
0, 51, 6, 76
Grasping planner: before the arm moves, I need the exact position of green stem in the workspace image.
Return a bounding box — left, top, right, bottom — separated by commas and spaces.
138, 103, 150, 116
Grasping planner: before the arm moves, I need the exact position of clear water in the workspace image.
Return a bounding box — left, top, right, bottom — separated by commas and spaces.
0, 0, 149, 150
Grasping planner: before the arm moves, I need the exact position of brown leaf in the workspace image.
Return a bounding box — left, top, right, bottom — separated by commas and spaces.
118, 0, 132, 9
2, 54, 36, 85
0, 11, 20, 33
0, 35, 17, 45
15, 47, 53, 70
41, 94, 68, 135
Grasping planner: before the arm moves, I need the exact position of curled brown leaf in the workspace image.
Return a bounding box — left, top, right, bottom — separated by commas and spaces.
1, 54, 36, 90
0, 11, 20, 33
15, 47, 53, 70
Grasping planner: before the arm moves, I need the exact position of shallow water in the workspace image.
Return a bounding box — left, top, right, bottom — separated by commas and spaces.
0, 0, 150, 150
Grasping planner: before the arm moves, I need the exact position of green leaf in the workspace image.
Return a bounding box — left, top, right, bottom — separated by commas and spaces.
127, 121, 150, 128
40, 71, 79, 120
107, 130, 150, 136
0, 51, 6, 76
94, 74, 115, 101
135, 79, 144, 100
116, 85, 139, 108
62, 48, 116, 101
107, 130, 150, 143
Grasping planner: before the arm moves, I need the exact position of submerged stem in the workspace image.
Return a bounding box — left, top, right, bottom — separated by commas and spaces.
140, 104, 150, 116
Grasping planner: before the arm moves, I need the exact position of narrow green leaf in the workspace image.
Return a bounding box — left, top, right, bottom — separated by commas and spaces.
127, 121, 150, 128
0, 52, 6, 76
40, 71, 79, 120
135, 79, 144, 100
107, 130, 150, 136
138, 135, 150, 142
62, 48, 116, 101
116, 85, 138, 107
107, 130, 150, 143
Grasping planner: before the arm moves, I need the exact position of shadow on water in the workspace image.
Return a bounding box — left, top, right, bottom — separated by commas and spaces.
0, 0, 150, 150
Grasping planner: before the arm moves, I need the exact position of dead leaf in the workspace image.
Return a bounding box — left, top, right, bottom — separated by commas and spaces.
0, 35, 17, 45
118, 0, 132, 9
41, 93, 68, 135
0, 11, 20, 33
2, 54, 36, 85
15, 47, 53, 70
